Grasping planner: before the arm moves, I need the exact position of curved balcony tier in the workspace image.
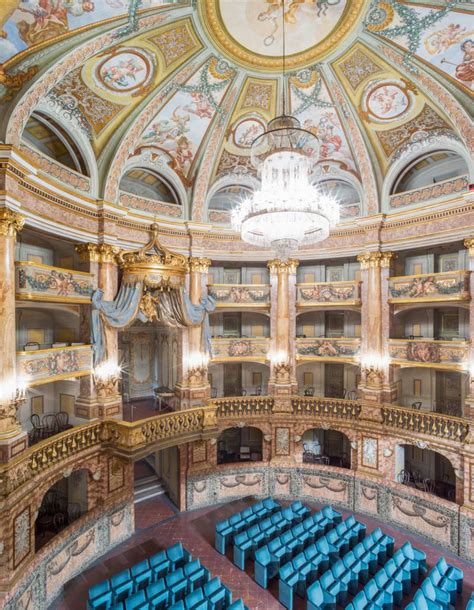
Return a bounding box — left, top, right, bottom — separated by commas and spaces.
388, 338, 470, 370
16, 344, 93, 386
296, 337, 361, 363
15, 261, 93, 303
207, 284, 271, 309
388, 270, 470, 304
210, 337, 270, 362
296, 281, 361, 307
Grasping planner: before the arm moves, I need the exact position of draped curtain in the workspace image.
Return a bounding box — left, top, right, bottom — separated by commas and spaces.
91, 282, 215, 366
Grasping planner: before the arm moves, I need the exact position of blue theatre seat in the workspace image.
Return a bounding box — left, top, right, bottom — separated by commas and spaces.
87, 580, 113, 610
131, 560, 152, 592
124, 591, 149, 610
111, 569, 134, 603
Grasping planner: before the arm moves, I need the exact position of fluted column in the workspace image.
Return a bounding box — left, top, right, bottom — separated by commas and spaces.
0, 209, 27, 462
176, 257, 212, 409
268, 259, 299, 410
75, 243, 122, 419
464, 238, 474, 419
357, 251, 396, 408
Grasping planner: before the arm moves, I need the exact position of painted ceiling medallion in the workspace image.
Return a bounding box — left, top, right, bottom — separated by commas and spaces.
200, 0, 365, 70
232, 117, 266, 149
361, 79, 416, 123
94, 48, 155, 96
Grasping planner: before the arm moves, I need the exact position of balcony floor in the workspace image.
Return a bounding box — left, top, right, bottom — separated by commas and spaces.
51, 495, 474, 610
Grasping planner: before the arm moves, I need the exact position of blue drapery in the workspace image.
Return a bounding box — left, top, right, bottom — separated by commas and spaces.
91, 282, 215, 366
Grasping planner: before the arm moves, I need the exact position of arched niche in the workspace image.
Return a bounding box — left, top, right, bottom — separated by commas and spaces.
217, 426, 263, 464
35, 468, 89, 552
206, 174, 259, 225
119, 168, 180, 204
316, 178, 362, 221
396, 444, 457, 503
302, 427, 351, 468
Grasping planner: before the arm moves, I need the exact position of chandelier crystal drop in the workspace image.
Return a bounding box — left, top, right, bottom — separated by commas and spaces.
231, 115, 340, 260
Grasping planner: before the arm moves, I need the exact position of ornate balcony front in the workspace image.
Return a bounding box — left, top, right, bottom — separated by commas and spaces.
296, 337, 361, 363
15, 261, 94, 303
382, 405, 468, 443
388, 339, 469, 370
292, 397, 361, 420
389, 174, 469, 209
388, 271, 470, 304
210, 338, 270, 362
296, 281, 361, 307
17, 344, 93, 386
215, 397, 274, 417
208, 284, 271, 309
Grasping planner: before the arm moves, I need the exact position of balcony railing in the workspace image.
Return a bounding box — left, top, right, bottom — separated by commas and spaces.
215, 397, 274, 417
15, 261, 94, 303
292, 397, 361, 420
382, 405, 468, 443
210, 337, 270, 362
16, 344, 93, 386
296, 281, 361, 307
389, 174, 469, 209
388, 339, 469, 370
208, 284, 271, 308
296, 337, 360, 362
388, 270, 470, 304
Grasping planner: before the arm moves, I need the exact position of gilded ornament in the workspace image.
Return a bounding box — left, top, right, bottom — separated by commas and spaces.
464, 238, 474, 257
75, 243, 120, 264
357, 251, 395, 269
267, 259, 299, 274
188, 257, 212, 273
0, 208, 24, 238
363, 365, 385, 387
366, 2, 394, 32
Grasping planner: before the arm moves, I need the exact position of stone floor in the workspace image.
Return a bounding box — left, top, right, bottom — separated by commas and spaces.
51, 496, 474, 610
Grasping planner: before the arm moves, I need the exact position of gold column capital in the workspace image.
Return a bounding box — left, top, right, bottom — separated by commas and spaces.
0, 208, 24, 238
464, 238, 474, 256
357, 251, 396, 269
188, 257, 212, 273
267, 259, 299, 274
75, 242, 120, 264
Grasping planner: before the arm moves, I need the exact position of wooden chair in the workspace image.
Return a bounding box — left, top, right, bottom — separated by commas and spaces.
251, 385, 262, 396
346, 390, 358, 400
304, 386, 315, 396
56, 411, 73, 432
411, 401, 422, 410
43, 414, 58, 437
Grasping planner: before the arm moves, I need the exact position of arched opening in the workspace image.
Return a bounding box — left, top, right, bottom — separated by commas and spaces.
317, 179, 361, 219
208, 362, 269, 397
119, 168, 180, 205
396, 445, 456, 503
296, 362, 359, 399
217, 426, 263, 464
302, 428, 351, 468
134, 447, 180, 509
391, 151, 468, 195
22, 112, 89, 175
207, 185, 253, 224
35, 469, 88, 552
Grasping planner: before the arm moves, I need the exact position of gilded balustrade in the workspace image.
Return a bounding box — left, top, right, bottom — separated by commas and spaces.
296, 281, 361, 307
207, 284, 271, 308
292, 397, 362, 420
388, 338, 469, 370
381, 405, 469, 443
388, 270, 470, 304
215, 397, 274, 417
296, 337, 361, 362
15, 261, 94, 303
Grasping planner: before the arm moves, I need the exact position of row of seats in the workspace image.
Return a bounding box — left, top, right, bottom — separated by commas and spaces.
215, 497, 281, 554
87, 543, 249, 610
344, 541, 426, 609
405, 557, 463, 610
306, 527, 394, 610
233, 503, 310, 570
255, 506, 342, 588
467, 591, 474, 610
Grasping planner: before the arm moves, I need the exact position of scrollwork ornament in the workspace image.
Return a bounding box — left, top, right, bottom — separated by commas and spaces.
0, 208, 24, 238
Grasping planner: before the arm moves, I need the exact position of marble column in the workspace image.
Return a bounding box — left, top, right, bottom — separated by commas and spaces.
463, 238, 474, 420
357, 251, 396, 409
75, 243, 122, 419
268, 259, 299, 411
0, 208, 27, 462
176, 257, 211, 409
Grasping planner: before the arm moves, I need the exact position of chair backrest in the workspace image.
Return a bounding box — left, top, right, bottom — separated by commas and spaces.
304, 386, 315, 396
43, 413, 58, 432
56, 411, 69, 426
346, 390, 358, 400
30, 413, 42, 428
412, 401, 422, 409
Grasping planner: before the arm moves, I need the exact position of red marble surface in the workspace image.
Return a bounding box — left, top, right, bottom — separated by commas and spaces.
51, 497, 474, 610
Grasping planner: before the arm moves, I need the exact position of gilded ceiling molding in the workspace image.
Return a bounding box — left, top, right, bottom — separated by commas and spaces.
75, 243, 120, 264
0, 208, 24, 238
267, 259, 299, 274
357, 251, 395, 269
328, 78, 379, 215
103, 57, 202, 203
4, 12, 170, 146
378, 44, 474, 157
191, 80, 241, 222
188, 257, 212, 273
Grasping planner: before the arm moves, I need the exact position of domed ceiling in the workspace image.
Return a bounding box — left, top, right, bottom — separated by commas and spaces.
0, 0, 471, 228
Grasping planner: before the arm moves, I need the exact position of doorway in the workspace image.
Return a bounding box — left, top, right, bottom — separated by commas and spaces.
435, 371, 462, 415
224, 363, 242, 396
324, 363, 345, 398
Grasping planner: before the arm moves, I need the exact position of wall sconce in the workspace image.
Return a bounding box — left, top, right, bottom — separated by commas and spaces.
187, 352, 209, 386
93, 361, 122, 397
270, 351, 291, 383
0, 377, 27, 407
360, 353, 389, 387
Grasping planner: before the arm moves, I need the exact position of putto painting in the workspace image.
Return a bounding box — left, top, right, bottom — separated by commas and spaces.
95, 48, 155, 95
0, 0, 174, 62
218, 0, 347, 56
361, 79, 414, 123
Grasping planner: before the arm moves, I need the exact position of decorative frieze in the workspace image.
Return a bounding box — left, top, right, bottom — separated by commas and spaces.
296, 338, 361, 362
208, 284, 271, 307
296, 281, 361, 306
388, 270, 470, 303
388, 338, 469, 370
210, 337, 270, 361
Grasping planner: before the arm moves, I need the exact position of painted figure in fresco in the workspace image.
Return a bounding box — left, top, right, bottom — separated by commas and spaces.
303, 113, 342, 159
257, 0, 341, 46
406, 342, 441, 363
236, 123, 261, 147
424, 23, 473, 55
183, 92, 213, 119
101, 56, 144, 89
455, 39, 474, 87
369, 85, 405, 117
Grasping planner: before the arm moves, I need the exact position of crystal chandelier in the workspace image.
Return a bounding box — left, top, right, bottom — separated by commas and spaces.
231, 3, 340, 260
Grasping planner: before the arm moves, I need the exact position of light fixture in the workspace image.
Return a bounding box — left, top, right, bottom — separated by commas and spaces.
93, 361, 122, 397
231, 2, 340, 260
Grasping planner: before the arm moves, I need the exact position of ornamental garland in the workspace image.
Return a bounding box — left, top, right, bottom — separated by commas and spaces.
20, 270, 92, 297
115, 0, 143, 38
176, 58, 236, 113
297, 342, 358, 357
389, 277, 465, 298
289, 67, 333, 115
364, 0, 459, 69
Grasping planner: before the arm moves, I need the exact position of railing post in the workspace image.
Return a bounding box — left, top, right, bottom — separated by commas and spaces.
0, 208, 27, 463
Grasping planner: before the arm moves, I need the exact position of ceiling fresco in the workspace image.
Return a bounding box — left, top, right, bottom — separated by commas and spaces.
0, 0, 471, 222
